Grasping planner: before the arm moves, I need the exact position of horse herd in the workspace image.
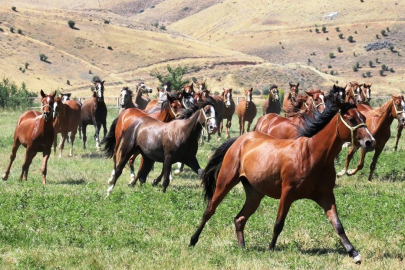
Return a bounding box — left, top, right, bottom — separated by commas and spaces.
3, 79, 405, 264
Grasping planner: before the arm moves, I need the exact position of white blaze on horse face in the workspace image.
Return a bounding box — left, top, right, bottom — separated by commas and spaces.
319, 94, 325, 104
207, 106, 217, 132
163, 85, 168, 92
53, 102, 58, 118
96, 83, 103, 98
199, 84, 203, 92
366, 88, 370, 99
273, 90, 279, 101
246, 93, 251, 102
120, 90, 127, 106
226, 92, 231, 107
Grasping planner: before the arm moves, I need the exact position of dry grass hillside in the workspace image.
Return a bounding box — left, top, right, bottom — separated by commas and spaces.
1, 0, 404, 99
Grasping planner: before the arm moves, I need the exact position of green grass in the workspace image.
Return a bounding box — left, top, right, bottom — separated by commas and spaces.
0, 108, 404, 269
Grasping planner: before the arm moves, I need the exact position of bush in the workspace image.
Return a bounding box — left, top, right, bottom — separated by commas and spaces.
233, 90, 241, 95
328, 65, 332, 68
347, 36, 354, 42
329, 52, 335, 58
107, 46, 113, 50
330, 70, 334, 75
0, 28, 3, 32
17, 29, 22, 34
252, 89, 261, 95
315, 28, 319, 33
390, 67, 394, 72
152, 23, 159, 28
387, 27, 390, 32
67, 80, 70, 85
353, 65, 358, 72
104, 20, 110, 24
354, 31, 358, 34
92, 76, 101, 83
379, 70, 384, 76
322, 26, 326, 33
381, 30, 386, 36
356, 62, 360, 68
10, 27, 14, 33
39, 53, 48, 62
381, 64, 386, 70
338, 33, 343, 39
150, 64, 190, 91
390, 45, 395, 52
337, 47, 342, 52
25, 62, 29, 69
369, 60, 373, 67
12, 7, 16, 11
89, 70, 92, 74
335, 27, 340, 32
362, 73, 366, 78
0, 78, 37, 109
366, 71, 371, 77
160, 25, 166, 30
376, 34, 379, 39
68, 20, 75, 29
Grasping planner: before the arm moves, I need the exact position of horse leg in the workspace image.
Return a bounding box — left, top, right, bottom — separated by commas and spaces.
234, 179, 264, 248
94, 122, 101, 150
59, 132, 67, 158
189, 167, 241, 247
162, 156, 173, 193
314, 193, 362, 264
152, 167, 165, 186
247, 120, 252, 133
107, 145, 136, 196
53, 133, 58, 155
3, 139, 21, 180
103, 120, 107, 141
129, 157, 154, 186
82, 124, 87, 149
69, 129, 77, 157
336, 146, 358, 177
41, 150, 51, 184
217, 117, 222, 141
368, 146, 384, 182
20, 149, 37, 181
226, 118, 232, 139
183, 156, 202, 177
78, 124, 82, 140
238, 117, 242, 136
128, 154, 137, 183
269, 188, 294, 250
128, 154, 148, 186
347, 148, 366, 176
394, 123, 403, 151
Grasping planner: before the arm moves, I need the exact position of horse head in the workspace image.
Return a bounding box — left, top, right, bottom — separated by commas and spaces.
392, 95, 405, 126
166, 93, 184, 119
181, 83, 195, 109
61, 93, 71, 102
40, 90, 56, 122
93, 80, 105, 102
289, 82, 299, 97
222, 88, 233, 108
53, 96, 63, 120
120, 86, 133, 108
245, 87, 253, 109
194, 92, 205, 103
331, 84, 346, 102
137, 82, 152, 95
163, 81, 172, 93
361, 83, 372, 103
197, 80, 207, 93
269, 85, 279, 102
201, 103, 217, 134
305, 90, 325, 113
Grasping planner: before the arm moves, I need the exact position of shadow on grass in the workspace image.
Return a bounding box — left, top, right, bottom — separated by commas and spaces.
55, 179, 87, 185
81, 152, 104, 159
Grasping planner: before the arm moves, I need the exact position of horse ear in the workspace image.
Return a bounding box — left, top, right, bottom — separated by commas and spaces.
296, 83, 299, 88
102, 80, 105, 85
229, 88, 233, 92
305, 90, 311, 96
166, 93, 174, 102
289, 83, 292, 88
40, 90, 46, 98
52, 90, 57, 98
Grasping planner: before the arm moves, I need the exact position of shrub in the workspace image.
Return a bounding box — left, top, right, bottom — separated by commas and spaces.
150, 64, 190, 91
0, 28, 3, 32
233, 90, 241, 95
387, 27, 390, 32
39, 53, 48, 62
89, 70, 92, 74
390, 67, 394, 72
356, 62, 360, 68
354, 31, 358, 34
152, 23, 159, 28
160, 25, 166, 30
25, 62, 29, 69
329, 52, 335, 58
107, 46, 113, 50
92, 76, 101, 83
104, 20, 110, 24
381, 64, 386, 70
379, 70, 384, 76
381, 30, 386, 36
375, 58, 379, 63
338, 33, 343, 39
369, 60, 373, 67
390, 45, 395, 52
68, 20, 75, 29
366, 71, 371, 77
12, 6, 16, 11
262, 88, 270, 95
17, 29, 22, 34
353, 65, 358, 72
337, 47, 342, 52
315, 28, 319, 33
330, 70, 334, 75
67, 80, 70, 85
362, 73, 366, 78
10, 27, 14, 33
328, 65, 332, 68
376, 34, 379, 39
326, 37, 329, 40
252, 89, 261, 95
139, 9, 144, 13
322, 26, 326, 33
0, 78, 37, 109
335, 27, 340, 32
347, 36, 354, 42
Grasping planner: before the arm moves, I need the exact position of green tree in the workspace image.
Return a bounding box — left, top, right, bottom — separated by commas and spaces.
0, 78, 37, 109
369, 60, 373, 67
335, 27, 340, 32
381, 29, 386, 36
150, 65, 190, 91
322, 26, 326, 33
353, 65, 358, 72
366, 71, 371, 77
337, 46, 342, 52
12, 6, 16, 11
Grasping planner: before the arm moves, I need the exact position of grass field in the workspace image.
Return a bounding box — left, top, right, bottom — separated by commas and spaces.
0, 107, 404, 269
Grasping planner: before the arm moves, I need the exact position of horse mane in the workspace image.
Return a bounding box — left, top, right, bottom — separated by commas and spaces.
297, 91, 356, 138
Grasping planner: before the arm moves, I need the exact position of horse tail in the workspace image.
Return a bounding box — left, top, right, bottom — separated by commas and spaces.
102, 117, 118, 158
202, 137, 238, 201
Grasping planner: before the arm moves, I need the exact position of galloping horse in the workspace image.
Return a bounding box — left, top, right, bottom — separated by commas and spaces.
282, 82, 299, 113
262, 85, 281, 115
220, 88, 236, 139
134, 82, 152, 110
119, 87, 136, 115
189, 94, 375, 264
105, 100, 217, 195
345, 82, 363, 104
53, 95, 81, 157
337, 95, 405, 180
3, 90, 56, 184
79, 80, 108, 150
236, 88, 257, 135
103, 94, 184, 184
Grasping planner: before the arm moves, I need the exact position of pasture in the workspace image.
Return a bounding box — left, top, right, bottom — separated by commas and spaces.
0, 107, 404, 269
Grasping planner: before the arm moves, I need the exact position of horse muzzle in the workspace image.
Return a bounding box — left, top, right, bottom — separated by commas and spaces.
44, 112, 52, 122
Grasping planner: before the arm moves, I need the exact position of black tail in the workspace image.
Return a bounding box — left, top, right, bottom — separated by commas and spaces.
201, 137, 238, 201
103, 117, 118, 158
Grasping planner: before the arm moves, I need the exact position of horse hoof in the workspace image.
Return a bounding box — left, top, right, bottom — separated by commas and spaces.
353, 254, 362, 264
152, 179, 159, 186
108, 178, 114, 185
106, 184, 114, 196
342, 142, 352, 148
347, 169, 357, 176
336, 170, 346, 177
2, 174, 7, 181
173, 169, 181, 175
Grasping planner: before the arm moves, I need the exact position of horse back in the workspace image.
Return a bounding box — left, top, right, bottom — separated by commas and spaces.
212, 95, 225, 117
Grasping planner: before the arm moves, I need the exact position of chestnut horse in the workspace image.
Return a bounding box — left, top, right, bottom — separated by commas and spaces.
134, 82, 152, 110
282, 82, 299, 114
103, 94, 184, 184
337, 95, 405, 180
119, 87, 136, 115
262, 85, 281, 115
220, 88, 236, 139
105, 101, 217, 195
360, 83, 372, 106
79, 80, 108, 150
53, 96, 81, 157
236, 88, 257, 135
345, 82, 363, 104
189, 95, 376, 264
304, 90, 325, 117
284, 94, 309, 117
3, 90, 56, 184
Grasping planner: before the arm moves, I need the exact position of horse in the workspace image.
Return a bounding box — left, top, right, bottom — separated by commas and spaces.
105, 100, 217, 195
283, 94, 309, 117
179, 83, 195, 110
79, 80, 108, 150
236, 88, 257, 135
189, 93, 376, 264
360, 83, 372, 106
262, 85, 281, 115
103, 94, 184, 184
119, 87, 137, 115
282, 82, 299, 113
144, 82, 172, 111
337, 95, 405, 180
134, 82, 152, 110
220, 88, 236, 139
2, 90, 57, 184
345, 82, 363, 104
61, 93, 71, 102
53, 95, 81, 157
304, 89, 325, 117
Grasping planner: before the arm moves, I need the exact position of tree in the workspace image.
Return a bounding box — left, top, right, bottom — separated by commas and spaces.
369, 61, 373, 67
390, 45, 395, 52
315, 28, 319, 33
356, 62, 360, 68
25, 62, 29, 69
381, 64, 386, 71
68, 20, 75, 29
335, 27, 340, 32
366, 71, 371, 77
353, 65, 358, 72
150, 65, 190, 91
12, 6, 16, 11
381, 29, 386, 36
379, 70, 384, 76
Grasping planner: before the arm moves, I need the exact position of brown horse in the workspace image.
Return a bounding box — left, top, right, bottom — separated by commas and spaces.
304, 90, 325, 117
282, 82, 299, 113
103, 94, 184, 184
345, 82, 363, 104
220, 88, 236, 139
284, 94, 309, 117
119, 87, 136, 115
189, 95, 376, 264
179, 83, 195, 110
61, 93, 71, 102
79, 80, 108, 150
262, 85, 281, 115
337, 95, 405, 180
360, 83, 372, 105
105, 100, 217, 195
3, 90, 56, 184
144, 82, 172, 111
236, 88, 257, 135
134, 82, 152, 110
53, 96, 81, 157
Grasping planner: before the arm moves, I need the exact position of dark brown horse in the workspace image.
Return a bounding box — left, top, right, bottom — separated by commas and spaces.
105, 101, 217, 195
236, 88, 257, 135
119, 87, 136, 115
79, 80, 108, 150
337, 95, 405, 180
3, 90, 56, 184
282, 82, 299, 113
189, 95, 376, 264
134, 82, 152, 110
262, 85, 281, 115
53, 95, 81, 157
179, 83, 195, 110
220, 88, 236, 139
61, 93, 71, 102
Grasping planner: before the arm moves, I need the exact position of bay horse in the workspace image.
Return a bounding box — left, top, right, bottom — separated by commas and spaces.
220, 88, 236, 139
134, 82, 152, 110
236, 88, 257, 135
262, 85, 281, 115
189, 94, 376, 264
119, 87, 136, 115
283, 94, 309, 117
2, 90, 56, 184
103, 94, 184, 184
304, 89, 325, 117
53, 95, 81, 157
337, 95, 405, 180
282, 82, 299, 113
345, 82, 363, 104
359, 83, 372, 106
79, 80, 108, 150
105, 100, 217, 195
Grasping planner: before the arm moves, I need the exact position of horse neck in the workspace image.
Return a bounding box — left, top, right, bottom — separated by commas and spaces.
373, 100, 396, 129
154, 106, 175, 122
125, 96, 135, 109
181, 110, 204, 138
135, 89, 143, 103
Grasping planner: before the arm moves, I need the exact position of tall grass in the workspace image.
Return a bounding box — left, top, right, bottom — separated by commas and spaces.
0, 107, 404, 269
